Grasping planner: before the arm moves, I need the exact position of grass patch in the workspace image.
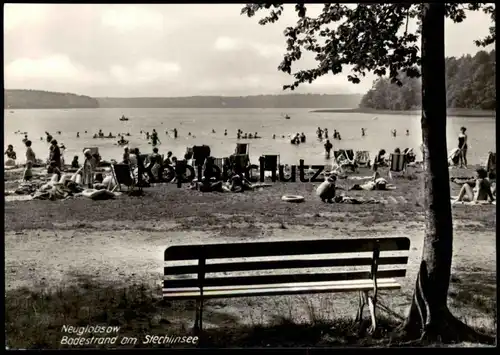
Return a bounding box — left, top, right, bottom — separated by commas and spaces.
6, 276, 496, 349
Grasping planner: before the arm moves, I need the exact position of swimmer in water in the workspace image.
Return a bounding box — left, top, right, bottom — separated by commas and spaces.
406, 129, 410, 136
212, 129, 216, 133
224, 129, 227, 136
272, 134, 276, 139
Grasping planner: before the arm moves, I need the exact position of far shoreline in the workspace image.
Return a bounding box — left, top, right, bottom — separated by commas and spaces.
310, 108, 496, 118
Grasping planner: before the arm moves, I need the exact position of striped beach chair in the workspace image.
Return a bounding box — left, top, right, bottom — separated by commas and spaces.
388, 153, 407, 180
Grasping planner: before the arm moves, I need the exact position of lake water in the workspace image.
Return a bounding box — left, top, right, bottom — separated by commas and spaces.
4, 108, 496, 166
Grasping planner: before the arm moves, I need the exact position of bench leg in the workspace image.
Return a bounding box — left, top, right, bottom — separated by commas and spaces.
367, 295, 377, 334
355, 290, 366, 323
194, 298, 204, 331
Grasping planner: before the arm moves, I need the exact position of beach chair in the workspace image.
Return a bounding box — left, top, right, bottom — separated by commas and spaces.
262, 155, 280, 171
235, 143, 249, 155
388, 153, 407, 180
111, 163, 139, 192
355, 151, 371, 168
261, 155, 280, 178
486, 152, 496, 178
333, 150, 356, 172
229, 154, 250, 175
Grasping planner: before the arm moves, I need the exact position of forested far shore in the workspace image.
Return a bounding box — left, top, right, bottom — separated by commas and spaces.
4, 90, 362, 109
310, 108, 496, 117
4, 89, 99, 109
359, 50, 496, 111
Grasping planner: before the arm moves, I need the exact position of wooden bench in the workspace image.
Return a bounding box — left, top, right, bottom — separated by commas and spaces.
163, 237, 411, 331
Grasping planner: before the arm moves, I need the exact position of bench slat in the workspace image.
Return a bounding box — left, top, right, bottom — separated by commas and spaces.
162, 279, 401, 299
163, 269, 406, 288
164, 238, 410, 261
164, 278, 399, 293
164, 256, 409, 275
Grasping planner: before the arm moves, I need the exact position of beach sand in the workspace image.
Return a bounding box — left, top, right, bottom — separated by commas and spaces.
4, 165, 496, 347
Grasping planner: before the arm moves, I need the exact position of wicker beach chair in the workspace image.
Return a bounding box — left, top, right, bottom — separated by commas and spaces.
355, 151, 371, 168
388, 153, 407, 180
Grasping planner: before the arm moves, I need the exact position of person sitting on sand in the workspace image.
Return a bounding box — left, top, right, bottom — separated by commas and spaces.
229, 173, 253, 193
47, 160, 62, 179
316, 175, 337, 203
451, 168, 495, 203
82, 149, 97, 188
71, 155, 80, 169
374, 149, 387, 168
5, 144, 17, 160
164, 151, 173, 166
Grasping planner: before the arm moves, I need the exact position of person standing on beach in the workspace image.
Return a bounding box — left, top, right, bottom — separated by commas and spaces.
324, 128, 329, 139
324, 139, 333, 159
49, 140, 61, 169
361, 128, 366, 137
173, 128, 178, 138
458, 126, 468, 168
23, 140, 36, 181
82, 149, 97, 187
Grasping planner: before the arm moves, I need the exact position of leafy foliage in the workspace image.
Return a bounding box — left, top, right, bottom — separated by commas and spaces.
241, 3, 496, 90
360, 50, 496, 110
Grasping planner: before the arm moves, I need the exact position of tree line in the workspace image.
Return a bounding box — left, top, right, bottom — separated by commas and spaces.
359, 50, 495, 110
4, 89, 99, 109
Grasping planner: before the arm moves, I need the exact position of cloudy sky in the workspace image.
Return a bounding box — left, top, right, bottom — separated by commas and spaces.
4, 4, 494, 97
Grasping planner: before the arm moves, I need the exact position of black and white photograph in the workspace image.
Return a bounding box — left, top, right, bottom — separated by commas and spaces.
4, 3, 496, 349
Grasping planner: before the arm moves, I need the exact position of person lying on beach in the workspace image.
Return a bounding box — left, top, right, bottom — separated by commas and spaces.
349, 164, 392, 191
451, 168, 495, 203
316, 175, 337, 203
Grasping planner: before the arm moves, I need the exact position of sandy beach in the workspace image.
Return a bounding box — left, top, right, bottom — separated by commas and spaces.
4, 164, 496, 348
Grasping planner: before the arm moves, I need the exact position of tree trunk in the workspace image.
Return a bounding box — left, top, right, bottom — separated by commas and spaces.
395, 4, 492, 344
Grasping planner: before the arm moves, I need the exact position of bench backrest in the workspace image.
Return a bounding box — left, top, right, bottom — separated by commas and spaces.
164, 237, 410, 290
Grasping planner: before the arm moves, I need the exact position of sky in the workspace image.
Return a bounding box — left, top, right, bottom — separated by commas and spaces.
3, 4, 495, 97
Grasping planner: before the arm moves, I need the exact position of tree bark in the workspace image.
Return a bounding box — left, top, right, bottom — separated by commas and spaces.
395, 4, 492, 344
